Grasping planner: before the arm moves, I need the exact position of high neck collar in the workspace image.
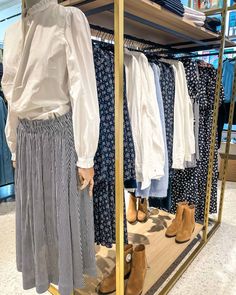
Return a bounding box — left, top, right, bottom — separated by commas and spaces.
27, 0, 57, 17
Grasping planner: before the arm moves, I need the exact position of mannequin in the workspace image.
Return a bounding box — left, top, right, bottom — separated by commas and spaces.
18, 0, 95, 196
3, 1, 99, 293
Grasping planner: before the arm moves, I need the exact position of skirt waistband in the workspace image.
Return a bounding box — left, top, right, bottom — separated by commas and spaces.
18, 111, 72, 133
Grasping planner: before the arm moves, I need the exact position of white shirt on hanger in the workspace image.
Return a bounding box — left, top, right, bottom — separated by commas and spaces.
162, 59, 195, 169
125, 49, 165, 190
2, 0, 100, 168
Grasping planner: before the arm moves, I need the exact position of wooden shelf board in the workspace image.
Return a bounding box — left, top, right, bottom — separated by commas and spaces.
73, 209, 203, 295
61, 0, 236, 49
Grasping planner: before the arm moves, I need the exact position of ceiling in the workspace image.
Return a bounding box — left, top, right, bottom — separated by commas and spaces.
0, 0, 20, 11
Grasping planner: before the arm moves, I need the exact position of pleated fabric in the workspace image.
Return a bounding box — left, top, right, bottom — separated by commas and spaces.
15, 111, 96, 295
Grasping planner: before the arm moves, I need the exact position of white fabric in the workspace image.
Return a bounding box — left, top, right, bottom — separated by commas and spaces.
184, 12, 206, 21
184, 6, 205, 16
162, 59, 195, 169
125, 49, 165, 190
2, 0, 100, 168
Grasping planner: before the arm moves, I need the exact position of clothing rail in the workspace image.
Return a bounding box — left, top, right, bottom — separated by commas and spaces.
182, 50, 236, 58
90, 24, 184, 54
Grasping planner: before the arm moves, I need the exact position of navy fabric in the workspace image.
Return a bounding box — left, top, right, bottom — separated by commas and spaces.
151, 0, 184, 16
170, 61, 224, 221
92, 44, 136, 248
148, 61, 175, 211
0, 97, 14, 186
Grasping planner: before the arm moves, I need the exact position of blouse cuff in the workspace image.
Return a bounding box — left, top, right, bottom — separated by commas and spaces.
76, 157, 94, 168
11, 153, 16, 161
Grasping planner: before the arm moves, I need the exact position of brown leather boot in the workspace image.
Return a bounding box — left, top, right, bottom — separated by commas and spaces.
98, 244, 133, 294
125, 244, 147, 295
175, 205, 195, 243
137, 198, 148, 222
165, 202, 188, 237
127, 194, 137, 224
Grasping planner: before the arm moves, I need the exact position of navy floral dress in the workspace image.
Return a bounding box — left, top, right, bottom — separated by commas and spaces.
170, 60, 224, 221
93, 43, 136, 247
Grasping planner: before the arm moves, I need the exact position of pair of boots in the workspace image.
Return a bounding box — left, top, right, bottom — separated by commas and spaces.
98, 244, 147, 295
127, 194, 148, 224
166, 202, 195, 243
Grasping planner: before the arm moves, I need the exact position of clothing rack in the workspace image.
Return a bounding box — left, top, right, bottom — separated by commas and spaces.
90, 24, 185, 54
183, 50, 236, 58
15, 0, 234, 294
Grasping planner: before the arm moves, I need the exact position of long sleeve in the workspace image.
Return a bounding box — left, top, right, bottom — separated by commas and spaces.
5, 105, 18, 161
2, 27, 19, 161
65, 8, 100, 168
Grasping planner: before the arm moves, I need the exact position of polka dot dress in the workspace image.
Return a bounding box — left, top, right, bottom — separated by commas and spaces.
170, 60, 224, 221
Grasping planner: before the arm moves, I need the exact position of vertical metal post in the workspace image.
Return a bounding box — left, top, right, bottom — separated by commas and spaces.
203, 0, 228, 242
114, 0, 124, 295
218, 64, 236, 223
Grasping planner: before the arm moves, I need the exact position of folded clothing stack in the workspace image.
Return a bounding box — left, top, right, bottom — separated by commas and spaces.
204, 16, 221, 33
151, 0, 184, 17
183, 6, 206, 27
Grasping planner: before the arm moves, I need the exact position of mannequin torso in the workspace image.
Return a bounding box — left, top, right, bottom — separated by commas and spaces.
21, 0, 94, 194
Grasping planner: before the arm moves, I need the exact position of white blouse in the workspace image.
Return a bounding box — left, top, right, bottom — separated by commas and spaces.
162, 59, 195, 169
2, 0, 100, 168
125, 49, 165, 190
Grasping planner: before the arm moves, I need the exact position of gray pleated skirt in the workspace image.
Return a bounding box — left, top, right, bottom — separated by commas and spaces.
15, 111, 96, 295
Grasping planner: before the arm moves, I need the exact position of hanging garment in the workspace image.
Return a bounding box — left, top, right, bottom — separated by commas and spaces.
170, 61, 224, 221
135, 64, 169, 198
15, 112, 96, 295
162, 59, 195, 169
0, 97, 14, 186
2, 0, 100, 167
182, 59, 200, 168
148, 61, 175, 210
93, 44, 136, 248
125, 50, 165, 190
222, 59, 235, 103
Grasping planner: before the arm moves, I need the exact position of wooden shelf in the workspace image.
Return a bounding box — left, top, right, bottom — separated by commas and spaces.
61, 0, 235, 50
72, 210, 203, 295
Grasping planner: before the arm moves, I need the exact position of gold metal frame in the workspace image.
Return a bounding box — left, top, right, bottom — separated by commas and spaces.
203, 0, 228, 242
45, 1, 234, 295
114, 0, 125, 294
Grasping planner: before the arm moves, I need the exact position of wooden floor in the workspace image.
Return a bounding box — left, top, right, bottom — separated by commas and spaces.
74, 210, 203, 295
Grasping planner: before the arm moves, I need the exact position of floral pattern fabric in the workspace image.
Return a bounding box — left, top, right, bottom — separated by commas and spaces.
93, 44, 136, 247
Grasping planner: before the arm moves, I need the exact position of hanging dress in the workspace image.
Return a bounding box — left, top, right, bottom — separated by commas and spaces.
93, 44, 136, 247
170, 60, 224, 220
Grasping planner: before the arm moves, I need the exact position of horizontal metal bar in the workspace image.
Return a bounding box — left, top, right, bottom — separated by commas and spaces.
175, 43, 225, 53
75, 0, 96, 6
124, 12, 208, 46
183, 49, 236, 58
158, 240, 206, 295
84, 3, 114, 16
89, 24, 180, 52
169, 37, 221, 47
207, 222, 221, 240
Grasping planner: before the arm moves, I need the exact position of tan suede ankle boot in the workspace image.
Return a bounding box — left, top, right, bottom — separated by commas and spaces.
175, 205, 195, 243
165, 202, 188, 237
98, 244, 133, 294
125, 244, 147, 295
137, 198, 148, 222
127, 194, 137, 224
